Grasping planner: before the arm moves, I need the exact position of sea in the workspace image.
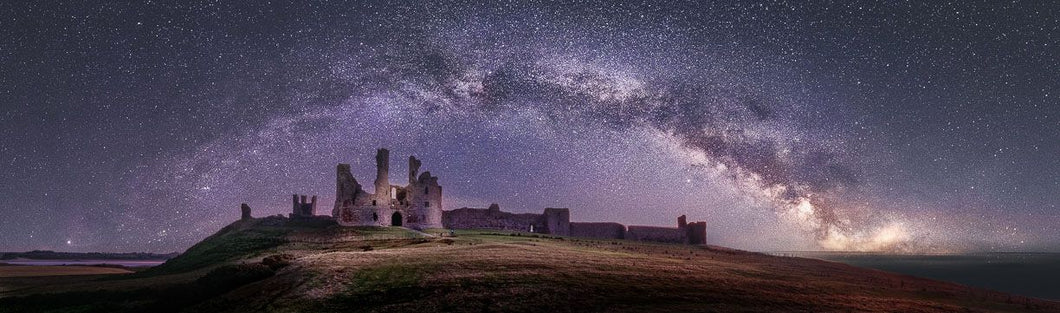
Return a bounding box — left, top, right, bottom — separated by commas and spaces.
773, 251, 1060, 301
2, 259, 167, 267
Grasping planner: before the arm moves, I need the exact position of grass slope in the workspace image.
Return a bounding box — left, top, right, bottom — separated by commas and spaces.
2, 220, 1058, 313
142, 219, 290, 275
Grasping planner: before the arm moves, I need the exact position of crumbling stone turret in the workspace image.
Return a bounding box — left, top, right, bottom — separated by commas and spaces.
241, 203, 252, 220
291, 194, 317, 217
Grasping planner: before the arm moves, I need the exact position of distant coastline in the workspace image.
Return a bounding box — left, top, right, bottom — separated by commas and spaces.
0, 250, 178, 261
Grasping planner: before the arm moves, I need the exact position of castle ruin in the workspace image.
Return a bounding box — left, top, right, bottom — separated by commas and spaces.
445, 204, 707, 245
331, 148, 443, 229
258, 147, 707, 245
291, 194, 318, 217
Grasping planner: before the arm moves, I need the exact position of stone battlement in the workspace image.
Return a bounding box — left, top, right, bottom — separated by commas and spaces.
442, 204, 706, 245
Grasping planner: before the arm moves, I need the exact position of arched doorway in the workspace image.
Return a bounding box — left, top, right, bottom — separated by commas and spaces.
391, 212, 403, 227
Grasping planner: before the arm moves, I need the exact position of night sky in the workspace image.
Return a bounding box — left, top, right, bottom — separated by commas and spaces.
1, 1, 1057, 253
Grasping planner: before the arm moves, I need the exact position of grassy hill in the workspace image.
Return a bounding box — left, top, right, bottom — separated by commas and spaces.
1, 217, 1058, 312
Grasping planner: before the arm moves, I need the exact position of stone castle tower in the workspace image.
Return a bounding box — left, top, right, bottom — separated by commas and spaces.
291, 194, 317, 217
332, 148, 443, 229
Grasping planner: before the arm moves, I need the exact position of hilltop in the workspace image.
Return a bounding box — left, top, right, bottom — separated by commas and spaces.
1, 216, 1058, 313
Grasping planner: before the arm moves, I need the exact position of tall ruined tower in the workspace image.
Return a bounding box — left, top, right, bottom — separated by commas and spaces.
291, 194, 317, 217
333, 163, 361, 217
373, 148, 390, 205
332, 148, 443, 229
408, 155, 421, 184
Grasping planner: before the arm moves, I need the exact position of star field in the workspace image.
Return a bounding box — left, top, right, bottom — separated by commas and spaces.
0, 1, 1057, 253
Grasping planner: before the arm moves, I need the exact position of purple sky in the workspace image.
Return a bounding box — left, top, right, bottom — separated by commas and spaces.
1, 1, 1057, 253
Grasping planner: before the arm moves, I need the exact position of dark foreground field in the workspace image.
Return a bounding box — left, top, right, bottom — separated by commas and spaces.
2, 217, 1058, 313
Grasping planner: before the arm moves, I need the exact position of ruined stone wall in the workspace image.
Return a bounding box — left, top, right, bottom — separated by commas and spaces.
336, 194, 382, 226
570, 222, 626, 239
428, 182, 442, 226
333, 164, 363, 217
685, 222, 707, 245
625, 226, 688, 244
541, 208, 570, 236
405, 168, 443, 229
443, 205, 705, 245
442, 205, 545, 233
